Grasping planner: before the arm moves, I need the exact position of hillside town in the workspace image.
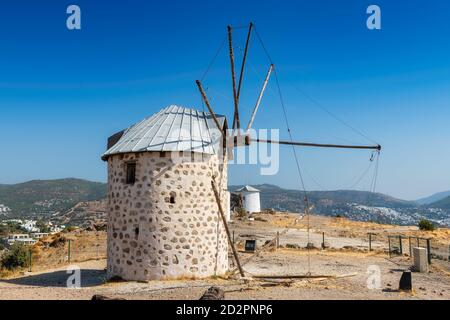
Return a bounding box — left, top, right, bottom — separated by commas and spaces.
0, 204, 11, 215
0, 219, 65, 247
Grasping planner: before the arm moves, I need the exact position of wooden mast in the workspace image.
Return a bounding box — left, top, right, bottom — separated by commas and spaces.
228, 26, 240, 131
246, 64, 274, 131
253, 138, 381, 151
236, 22, 254, 103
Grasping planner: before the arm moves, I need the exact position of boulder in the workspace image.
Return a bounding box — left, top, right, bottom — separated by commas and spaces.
199, 286, 225, 300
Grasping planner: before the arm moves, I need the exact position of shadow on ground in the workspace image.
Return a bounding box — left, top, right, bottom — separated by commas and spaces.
0, 269, 106, 288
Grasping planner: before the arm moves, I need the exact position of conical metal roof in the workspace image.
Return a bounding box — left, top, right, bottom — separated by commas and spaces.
102, 105, 227, 160
235, 185, 260, 193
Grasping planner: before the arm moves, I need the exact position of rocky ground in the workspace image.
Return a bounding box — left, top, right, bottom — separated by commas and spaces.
0, 213, 449, 300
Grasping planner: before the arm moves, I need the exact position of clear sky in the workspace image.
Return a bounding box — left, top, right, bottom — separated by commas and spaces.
0, 0, 449, 201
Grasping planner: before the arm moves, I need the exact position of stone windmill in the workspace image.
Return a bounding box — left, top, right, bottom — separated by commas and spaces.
102, 23, 381, 281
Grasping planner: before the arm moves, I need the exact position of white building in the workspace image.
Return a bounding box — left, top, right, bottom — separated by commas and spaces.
4, 234, 37, 246
0, 204, 11, 214
235, 185, 261, 214
30, 232, 50, 239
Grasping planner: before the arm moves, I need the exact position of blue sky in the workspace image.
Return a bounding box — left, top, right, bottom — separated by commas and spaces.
0, 0, 449, 200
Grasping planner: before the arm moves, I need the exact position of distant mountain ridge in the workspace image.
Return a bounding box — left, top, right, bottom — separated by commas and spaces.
0, 178, 106, 218
1, 179, 449, 227
416, 190, 450, 205
230, 184, 450, 226
230, 184, 415, 210
428, 195, 450, 209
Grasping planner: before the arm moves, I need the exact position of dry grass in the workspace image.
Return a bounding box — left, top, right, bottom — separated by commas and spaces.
27, 230, 107, 272
252, 212, 450, 246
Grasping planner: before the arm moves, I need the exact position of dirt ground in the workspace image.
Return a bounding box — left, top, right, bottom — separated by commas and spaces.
0, 213, 449, 300
0, 250, 449, 300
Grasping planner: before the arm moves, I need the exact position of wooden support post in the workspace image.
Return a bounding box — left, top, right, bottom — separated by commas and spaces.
211, 179, 245, 277
426, 239, 432, 264
227, 25, 240, 130
399, 235, 403, 255
369, 233, 372, 252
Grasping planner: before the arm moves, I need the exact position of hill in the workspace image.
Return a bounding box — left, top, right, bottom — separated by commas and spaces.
230, 184, 415, 210
417, 191, 450, 205
1, 179, 449, 227
230, 184, 449, 226
0, 178, 106, 218
429, 195, 450, 209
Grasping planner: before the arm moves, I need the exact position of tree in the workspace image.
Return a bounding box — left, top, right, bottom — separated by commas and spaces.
1, 243, 30, 270
418, 219, 435, 231
36, 220, 51, 233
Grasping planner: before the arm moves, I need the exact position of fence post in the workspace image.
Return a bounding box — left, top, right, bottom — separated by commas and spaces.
426, 239, 432, 264
68, 239, 71, 263
321, 232, 325, 249
398, 235, 403, 255
368, 233, 372, 252
28, 248, 32, 272
408, 237, 412, 256
388, 236, 391, 258
276, 231, 280, 249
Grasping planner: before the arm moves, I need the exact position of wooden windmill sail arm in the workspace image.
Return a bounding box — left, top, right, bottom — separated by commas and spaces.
228, 26, 240, 130
196, 80, 223, 135
246, 64, 274, 131
236, 22, 254, 102
253, 138, 381, 151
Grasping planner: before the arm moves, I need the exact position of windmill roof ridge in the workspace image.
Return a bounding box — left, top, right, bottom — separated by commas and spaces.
102, 105, 227, 160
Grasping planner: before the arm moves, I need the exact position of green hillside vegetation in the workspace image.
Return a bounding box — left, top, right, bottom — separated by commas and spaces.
0, 178, 106, 217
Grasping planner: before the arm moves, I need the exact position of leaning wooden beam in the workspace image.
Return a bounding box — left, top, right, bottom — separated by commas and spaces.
253, 139, 382, 151
211, 179, 245, 277
253, 273, 357, 280
246, 64, 274, 131
196, 80, 223, 134
236, 22, 254, 102
227, 25, 240, 130
254, 275, 334, 279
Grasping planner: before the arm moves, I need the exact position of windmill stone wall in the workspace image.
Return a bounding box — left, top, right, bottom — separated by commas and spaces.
106, 151, 229, 281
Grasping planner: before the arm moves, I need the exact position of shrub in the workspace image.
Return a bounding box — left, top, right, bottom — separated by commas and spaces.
1, 243, 30, 270
418, 219, 435, 231
49, 234, 67, 248
235, 207, 248, 219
